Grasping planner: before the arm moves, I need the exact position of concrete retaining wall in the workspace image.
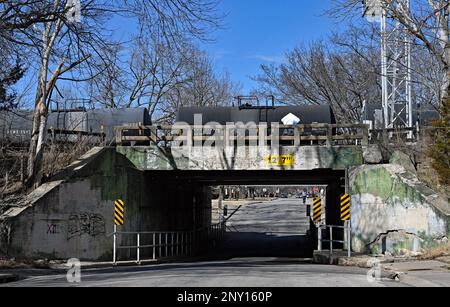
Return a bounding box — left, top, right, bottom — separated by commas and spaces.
0, 148, 211, 261
349, 162, 450, 255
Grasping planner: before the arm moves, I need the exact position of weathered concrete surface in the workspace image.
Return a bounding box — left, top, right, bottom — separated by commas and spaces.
116, 145, 364, 171
2, 143, 441, 261
349, 156, 450, 255
390, 151, 417, 174
362, 145, 383, 164
0, 148, 211, 261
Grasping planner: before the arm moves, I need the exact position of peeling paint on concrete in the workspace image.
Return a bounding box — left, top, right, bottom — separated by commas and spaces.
117, 145, 364, 171
349, 162, 450, 255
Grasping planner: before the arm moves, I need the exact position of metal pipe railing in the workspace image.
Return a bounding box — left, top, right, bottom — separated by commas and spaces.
317, 224, 351, 258
112, 222, 226, 265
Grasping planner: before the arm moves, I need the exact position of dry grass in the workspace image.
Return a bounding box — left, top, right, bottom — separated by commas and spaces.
415, 134, 450, 200
1, 139, 97, 199
420, 242, 450, 261
0, 258, 52, 270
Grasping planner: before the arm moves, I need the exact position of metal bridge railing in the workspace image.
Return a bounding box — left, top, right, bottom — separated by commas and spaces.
317, 224, 352, 258
112, 222, 226, 265
115, 123, 370, 147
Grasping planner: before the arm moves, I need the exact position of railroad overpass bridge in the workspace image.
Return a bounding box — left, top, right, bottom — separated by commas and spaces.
2, 124, 448, 262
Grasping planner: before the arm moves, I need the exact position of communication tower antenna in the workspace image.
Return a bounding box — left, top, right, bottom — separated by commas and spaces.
363, 0, 413, 131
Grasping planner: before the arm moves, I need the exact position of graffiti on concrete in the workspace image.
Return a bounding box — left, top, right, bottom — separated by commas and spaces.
47, 224, 60, 235
67, 213, 106, 239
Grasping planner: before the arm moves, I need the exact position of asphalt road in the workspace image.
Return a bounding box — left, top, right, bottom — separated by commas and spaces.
226, 198, 311, 234
2, 259, 401, 287
1, 198, 447, 287
214, 198, 313, 258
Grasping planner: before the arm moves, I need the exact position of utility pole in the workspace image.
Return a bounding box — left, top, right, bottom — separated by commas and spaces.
363, 0, 413, 132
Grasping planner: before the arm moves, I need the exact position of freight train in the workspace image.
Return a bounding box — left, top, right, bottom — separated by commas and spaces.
1, 97, 338, 146
0, 108, 150, 145
1, 96, 439, 146
176, 96, 336, 126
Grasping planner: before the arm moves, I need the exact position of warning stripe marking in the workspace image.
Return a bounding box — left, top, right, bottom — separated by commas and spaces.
114, 199, 125, 225
340, 194, 351, 221
341, 203, 351, 212
115, 201, 124, 212
341, 194, 350, 201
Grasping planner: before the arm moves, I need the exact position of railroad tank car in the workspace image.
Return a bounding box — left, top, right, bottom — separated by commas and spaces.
175, 104, 336, 142
361, 103, 440, 129
86, 108, 150, 143
0, 108, 150, 145
175, 105, 336, 126
0, 110, 33, 143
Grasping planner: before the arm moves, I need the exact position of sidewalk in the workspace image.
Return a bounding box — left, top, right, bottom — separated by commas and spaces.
313, 250, 450, 286
383, 260, 450, 287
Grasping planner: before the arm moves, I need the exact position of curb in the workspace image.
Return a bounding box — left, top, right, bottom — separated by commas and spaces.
49, 256, 210, 270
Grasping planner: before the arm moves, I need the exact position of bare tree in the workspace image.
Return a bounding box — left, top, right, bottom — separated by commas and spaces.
125, 32, 191, 123
0, 55, 25, 110
88, 45, 128, 109
331, 0, 450, 107
0, 27, 26, 110
123, 31, 239, 124
1, 0, 223, 188
160, 48, 240, 123
253, 27, 381, 123
330, 0, 450, 185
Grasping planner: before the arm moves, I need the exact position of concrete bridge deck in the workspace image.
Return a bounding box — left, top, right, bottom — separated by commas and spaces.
116, 145, 367, 171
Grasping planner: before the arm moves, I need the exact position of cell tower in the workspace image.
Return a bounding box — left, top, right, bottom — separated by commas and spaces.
363, 0, 413, 130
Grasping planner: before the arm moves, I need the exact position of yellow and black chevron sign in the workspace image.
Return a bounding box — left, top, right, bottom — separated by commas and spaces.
312, 198, 322, 223
341, 194, 351, 221
115, 199, 125, 226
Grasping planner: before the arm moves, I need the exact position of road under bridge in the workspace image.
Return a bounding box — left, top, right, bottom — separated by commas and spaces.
1, 124, 448, 262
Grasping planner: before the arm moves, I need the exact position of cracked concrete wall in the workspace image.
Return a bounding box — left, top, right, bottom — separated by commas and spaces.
349, 162, 450, 255
0, 149, 212, 261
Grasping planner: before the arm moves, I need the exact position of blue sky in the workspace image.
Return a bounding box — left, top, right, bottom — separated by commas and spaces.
200, 0, 342, 93
15, 1, 348, 106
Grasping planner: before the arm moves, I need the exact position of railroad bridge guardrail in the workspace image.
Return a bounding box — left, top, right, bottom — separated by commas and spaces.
116, 123, 370, 147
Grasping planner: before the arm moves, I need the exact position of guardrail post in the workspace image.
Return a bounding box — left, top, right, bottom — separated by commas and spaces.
318, 225, 322, 252
159, 233, 162, 258
175, 233, 179, 256
181, 233, 184, 256
187, 126, 193, 149
330, 226, 333, 255
189, 232, 192, 256
137, 233, 140, 264
165, 233, 168, 257
326, 125, 332, 146
153, 233, 156, 260
113, 225, 117, 265
116, 127, 123, 145
171, 233, 174, 257
362, 127, 369, 146
347, 222, 352, 258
